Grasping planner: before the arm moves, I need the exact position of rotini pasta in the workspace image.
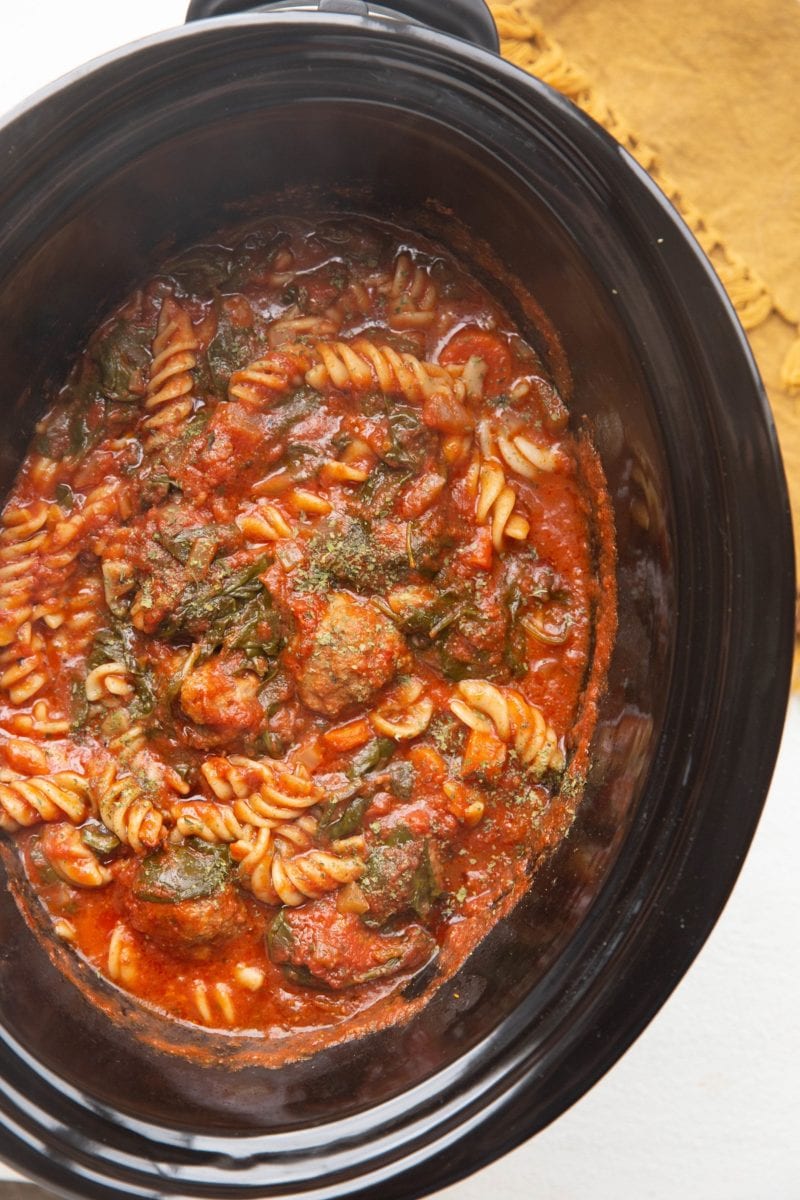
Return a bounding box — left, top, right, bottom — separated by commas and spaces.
142, 297, 198, 447
193, 980, 236, 1026
231, 822, 363, 908
370, 678, 434, 740
85, 661, 135, 703
93, 765, 164, 854
228, 346, 312, 407
41, 823, 113, 888
202, 756, 321, 828
0, 770, 90, 833
450, 680, 565, 777
235, 500, 294, 543
172, 799, 244, 843
0, 502, 52, 647
324, 278, 380, 326
271, 846, 365, 907
6, 699, 70, 737
0, 626, 49, 706
305, 339, 465, 404
267, 311, 338, 348
107, 924, 138, 987
385, 252, 438, 330
475, 460, 531, 550
496, 430, 566, 477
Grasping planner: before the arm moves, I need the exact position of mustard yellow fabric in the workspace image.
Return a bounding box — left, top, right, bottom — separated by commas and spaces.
489, 0, 800, 676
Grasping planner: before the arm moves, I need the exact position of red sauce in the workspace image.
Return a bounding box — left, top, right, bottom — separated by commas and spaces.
0, 215, 616, 1056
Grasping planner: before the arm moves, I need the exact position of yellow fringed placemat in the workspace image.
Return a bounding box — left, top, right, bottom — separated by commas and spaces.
488, 0, 800, 682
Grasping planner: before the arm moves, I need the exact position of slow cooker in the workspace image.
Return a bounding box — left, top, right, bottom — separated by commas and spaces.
0, 1, 793, 1196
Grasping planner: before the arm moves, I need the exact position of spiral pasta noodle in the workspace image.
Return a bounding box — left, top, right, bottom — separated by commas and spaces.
495, 430, 566, 478
0, 626, 49, 706
370, 677, 433, 740
50, 480, 131, 555
143, 298, 198, 446
172, 799, 244, 843
305, 339, 464, 404
271, 846, 365, 907
107, 924, 138, 987
385, 253, 438, 330
235, 500, 294, 543
267, 312, 338, 348
325, 279, 379, 326
450, 680, 564, 778
194, 980, 236, 1026
0, 502, 51, 647
230, 820, 310, 903
93, 765, 164, 854
42, 824, 113, 889
85, 661, 134, 703
228, 346, 312, 407
50, 575, 105, 659
7, 699, 70, 738
475, 460, 531, 550
201, 755, 321, 828
231, 821, 363, 907
0, 770, 91, 833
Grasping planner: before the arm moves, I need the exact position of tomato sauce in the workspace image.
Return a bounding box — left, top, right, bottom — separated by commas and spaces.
0, 216, 616, 1054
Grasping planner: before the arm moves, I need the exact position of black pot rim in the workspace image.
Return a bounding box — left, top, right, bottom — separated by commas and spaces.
0, 11, 794, 1200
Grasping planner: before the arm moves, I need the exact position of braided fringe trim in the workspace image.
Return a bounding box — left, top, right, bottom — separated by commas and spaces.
489, 1, 800, 392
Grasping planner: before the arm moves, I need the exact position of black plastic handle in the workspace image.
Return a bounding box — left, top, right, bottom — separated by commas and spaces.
185, 0, 499, 54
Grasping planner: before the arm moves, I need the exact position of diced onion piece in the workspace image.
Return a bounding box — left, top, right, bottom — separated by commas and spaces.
235, 964, 266, 992
337, 881, 370, 915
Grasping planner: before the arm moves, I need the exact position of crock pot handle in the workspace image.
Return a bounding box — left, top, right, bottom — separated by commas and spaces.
185, 0, 500, 54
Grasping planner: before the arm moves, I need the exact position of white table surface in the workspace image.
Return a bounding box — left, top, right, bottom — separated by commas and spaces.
0, 4, 798, 1195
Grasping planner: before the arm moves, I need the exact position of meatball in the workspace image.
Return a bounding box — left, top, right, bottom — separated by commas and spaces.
268, 894, 436, 990
359, 835, 442, 926
295, 592, 408, 717
119, 844, 250, 958
125, 886, 249, 958
180, 652, 263, 737
440, 590, 508, 677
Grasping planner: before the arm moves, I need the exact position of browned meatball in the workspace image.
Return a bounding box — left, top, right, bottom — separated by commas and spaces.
180, 652, 263, 733
295, 592, 408, 717
118, 845, 250, 958
125, 886, 249, 958
268, 894, 435, 990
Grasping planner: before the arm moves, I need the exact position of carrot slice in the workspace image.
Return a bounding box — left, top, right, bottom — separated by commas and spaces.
322, 718, 373, 753
461, 728, 507, 780
408, 743, 447, 786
